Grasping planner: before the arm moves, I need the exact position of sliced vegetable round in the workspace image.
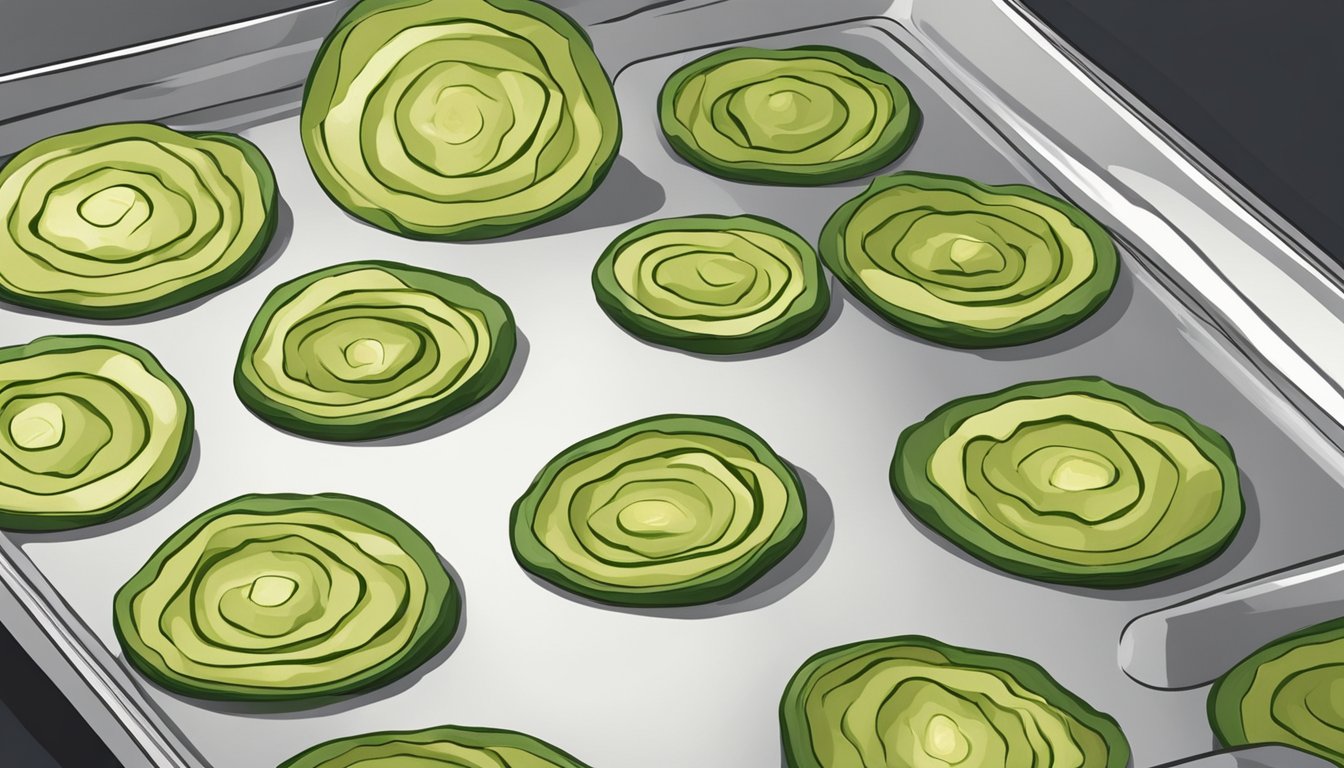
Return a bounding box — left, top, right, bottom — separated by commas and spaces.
114, 492, 459, 700
300, 0, 622, 240
511, 414, 805, 606
1210, 617, 1344, 764
821, 171, 1118, 347
235, 261, 516, 441
892, 377, 1243, 588
280, 725, 593, 768
659, 46, 919, 185
592, 214, 830, 354
0, 335, 192, 531
0, 123, 277, 319
781, 635, 1130, 768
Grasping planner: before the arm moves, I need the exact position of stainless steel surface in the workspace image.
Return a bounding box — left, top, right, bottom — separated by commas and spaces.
1157, 746, 1338, 768
2, 1, 1343, 767
1121, 550, 1344, 690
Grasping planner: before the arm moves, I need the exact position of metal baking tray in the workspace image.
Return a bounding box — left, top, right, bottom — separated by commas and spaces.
3, 1, 1344, 767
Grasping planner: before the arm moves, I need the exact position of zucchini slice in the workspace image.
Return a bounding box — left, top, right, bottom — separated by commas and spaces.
892, 377, 1244, 588
511, 414, 806, 606
592, 214, 830, 354
279, 725, 593, 768
1210, 617, 1344, 765
659, 46, 920, 185
114, 492, 460, 701
300, 0, 622, 240
781, 635, 1130, 768
820, 171, 1118, 347
235, 261, 516, 441
0, 123, 277, 318
0, 335, 192, 531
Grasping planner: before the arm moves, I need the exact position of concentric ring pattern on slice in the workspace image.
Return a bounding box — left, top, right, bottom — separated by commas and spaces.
892, 376, 1244, 587
279, 726, 594, 768
659, 46, 920, 185
820, 171, 1118, 347
300, 0, 622, 240
235, 261, 516, 441
1210, 616, 1344, 765
592, 214, 830, 354
781, 635, 1130, 768
0, 335, 192, 532
114, 492, 460, 701
0, 122, 277, 319
511, 414, 806, 606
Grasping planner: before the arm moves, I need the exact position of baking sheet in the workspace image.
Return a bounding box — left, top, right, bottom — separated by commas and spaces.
4, 2, 1344, 767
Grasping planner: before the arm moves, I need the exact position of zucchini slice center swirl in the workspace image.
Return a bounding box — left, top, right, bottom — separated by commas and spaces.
278, 726, 595, 768
541, 434, 788, 586
822, 173, 1120, 347
782, 638, 1129, 768
593, 215, 830, 354
660, 47, 919, 183
1211, 618, 1344, 763
301, 0, 620, 238
894, 378, 1244, 586
0, 338, 191, 529
615, 228, 805, 331
239, 265, 509, 433
623, 231, 801, 328
513, 416, 806, 604
930, 395, 1225, 564
848, 193, 1088, 330
690, 64, 883, 162
115, 496, 458, 697
0, 123, 274, 316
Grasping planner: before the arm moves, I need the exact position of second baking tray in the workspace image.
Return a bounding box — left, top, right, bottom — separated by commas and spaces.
4, 1, 1344, 767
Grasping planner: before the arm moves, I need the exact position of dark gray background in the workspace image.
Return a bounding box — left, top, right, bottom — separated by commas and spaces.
0, 1, 1340, 765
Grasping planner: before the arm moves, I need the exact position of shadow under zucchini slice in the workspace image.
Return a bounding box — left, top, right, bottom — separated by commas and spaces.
234, 260, 516, 441
892, 376, 1244, 588
511, 414, 806, 607
781, 635, 1131, 768
114, 492, 460, 701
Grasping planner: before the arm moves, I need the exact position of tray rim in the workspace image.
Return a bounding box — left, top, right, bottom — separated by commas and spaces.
0, 1, 1341, 766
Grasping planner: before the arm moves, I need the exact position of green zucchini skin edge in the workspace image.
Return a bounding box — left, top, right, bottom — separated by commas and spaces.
1208, 616, 1344, 763
113, 492, 460, 701
0, 334, 194, 532
658, 45, 921, 186
591, 214, 831, 354
819, 171, 1119, 348
779, 634, 1132, 768
278, 725, 594, 768
233, 260, 517, 441
510, 413, 807, 607
891, 376, 1244, 588
0, 124, 278, 320
299, 0, 622, 241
